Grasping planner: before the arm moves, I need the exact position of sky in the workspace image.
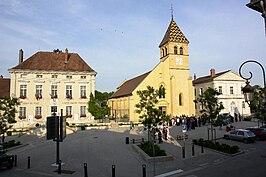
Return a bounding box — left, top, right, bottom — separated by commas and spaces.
0, 0, 265, 92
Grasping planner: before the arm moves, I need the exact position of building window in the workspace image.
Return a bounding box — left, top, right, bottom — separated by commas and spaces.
35, 85, 42, 99
36, 74, 42, 78
218, 86, 223, 94
51, 106, 57, 116
35, 107, 42, 119
66, 85, 72, 99
180, 47, 183, 55
159, 85, 166, 98
81, 76, 86, 79
242, 101, 246, 109
66, 106, 72, 117
80, 106, 86, 117
179, 93, 183, 106
51, 75, 57, 78
199, 88, 203, 96
80, 85, 87, 99
194, 89, 197, 96
230, 86, 234, 94
174, 46, 178, 54
165, 47, 167, 55
51, 85, 58, 98
20, 85, 27, 99
162, 49, 164, 57
19, 107, 26, 119
66, 75, 72, 79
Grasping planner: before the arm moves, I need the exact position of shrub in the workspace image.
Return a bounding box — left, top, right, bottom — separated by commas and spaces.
193, 138, 239, 154
138, 141, 166, 157
3, 140, 21, 149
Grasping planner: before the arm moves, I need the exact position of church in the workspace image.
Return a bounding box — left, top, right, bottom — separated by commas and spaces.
108, 17, 195, 122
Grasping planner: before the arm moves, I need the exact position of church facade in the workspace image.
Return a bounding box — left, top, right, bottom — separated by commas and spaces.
108, 18, 195, 122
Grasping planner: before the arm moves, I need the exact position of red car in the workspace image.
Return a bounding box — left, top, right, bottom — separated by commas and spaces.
246, 127, 266, 140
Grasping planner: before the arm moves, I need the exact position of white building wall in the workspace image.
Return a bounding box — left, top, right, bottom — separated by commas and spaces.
9, 70, 96, 126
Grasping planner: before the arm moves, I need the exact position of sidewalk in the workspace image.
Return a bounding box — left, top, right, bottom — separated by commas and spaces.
1, 120, 259, 177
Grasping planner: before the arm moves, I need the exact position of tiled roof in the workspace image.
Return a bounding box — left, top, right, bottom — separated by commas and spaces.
9, 51, 96, 73
159, 18, 189, 47
110, 71, 151, 99
0, 78, 10, 98
193, 70, 230, 85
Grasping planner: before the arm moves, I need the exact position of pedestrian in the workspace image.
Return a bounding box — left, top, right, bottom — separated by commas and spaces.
158, 130, 163, 143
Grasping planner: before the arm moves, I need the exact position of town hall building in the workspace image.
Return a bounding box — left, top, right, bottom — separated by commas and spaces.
108, 17, 195, 122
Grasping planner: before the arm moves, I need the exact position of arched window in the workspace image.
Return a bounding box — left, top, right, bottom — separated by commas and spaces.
165, 47, 168, 55
179, 47, 183, 55
159, 85, 166, 99
174, 46, 178, 54
179, 93, 183, 106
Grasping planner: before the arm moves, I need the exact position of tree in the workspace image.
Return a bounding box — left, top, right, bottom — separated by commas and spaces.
88, 91, 113, 120
0, 97, 20, 144
194, 87, 224, 141
249, 86, 266, 124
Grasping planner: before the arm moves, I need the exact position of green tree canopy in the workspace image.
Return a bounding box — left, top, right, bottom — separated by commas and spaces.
249, 86, 266, 122
194, 87, 224, 120
88, 91, 113, 119
0, 97, 20, 143
135, 86, 166, 126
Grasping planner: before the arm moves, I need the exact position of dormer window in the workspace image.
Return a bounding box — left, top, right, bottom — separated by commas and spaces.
174, 46, 178, 54
36, 75, 42, 78
66, 75, 72, 79
180, 47, 183, 55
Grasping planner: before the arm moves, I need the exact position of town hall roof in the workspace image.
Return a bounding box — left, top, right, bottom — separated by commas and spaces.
159, 18, 189, 47
193, 70, 231, 85
110, 71, 151, 99
9, 50, 96, 73
0, 76, 10, 98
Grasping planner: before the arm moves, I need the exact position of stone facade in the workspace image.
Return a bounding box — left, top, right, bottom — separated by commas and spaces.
108, 18, 195, 122
8, 49, 96, 126
193, 69, 251, 117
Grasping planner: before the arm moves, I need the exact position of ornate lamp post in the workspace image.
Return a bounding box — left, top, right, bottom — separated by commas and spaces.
246, 0, 266, 36
239, 60, 266, 125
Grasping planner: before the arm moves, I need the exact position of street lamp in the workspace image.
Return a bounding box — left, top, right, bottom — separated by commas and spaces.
239, 60, 266, 125
246, 0, 266, 36
241, 81, 255, 104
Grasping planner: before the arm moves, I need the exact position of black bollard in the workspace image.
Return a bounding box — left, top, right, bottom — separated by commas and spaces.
112, 165, 115, 177
58, 160, 61, 174
192, 144, 195, 156
201, 145, 204, 153
182, 147, 185, 158
14, 155, 17, 167
27, 156, 30, 169
126, 137, 129, 144
84, 163, 88, 177
142, 164, 146, 177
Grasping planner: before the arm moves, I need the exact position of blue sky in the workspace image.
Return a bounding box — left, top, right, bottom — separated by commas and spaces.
0, 0, 265, 92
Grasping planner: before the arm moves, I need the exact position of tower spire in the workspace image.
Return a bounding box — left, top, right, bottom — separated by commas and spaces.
170, 4, 174, 19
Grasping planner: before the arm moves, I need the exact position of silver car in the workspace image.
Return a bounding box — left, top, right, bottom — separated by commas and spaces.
224, 129, 256, 143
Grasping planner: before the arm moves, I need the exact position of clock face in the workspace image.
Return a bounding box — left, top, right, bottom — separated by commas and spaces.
176, 58, 183, 65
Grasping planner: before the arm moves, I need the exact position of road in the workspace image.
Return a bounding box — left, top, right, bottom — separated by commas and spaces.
178, 141, 266, 177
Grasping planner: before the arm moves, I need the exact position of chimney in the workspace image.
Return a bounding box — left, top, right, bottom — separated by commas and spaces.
19, 49, 23, 64
210, 68, 215, 77
65, 48, 69, 64
193, 73, 197, 80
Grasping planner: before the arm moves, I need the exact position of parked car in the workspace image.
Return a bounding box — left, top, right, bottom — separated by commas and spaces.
260, 125, 266, 131
224, 129, 256, 143
0, 145, 14, 169
246, 127, 266, 140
